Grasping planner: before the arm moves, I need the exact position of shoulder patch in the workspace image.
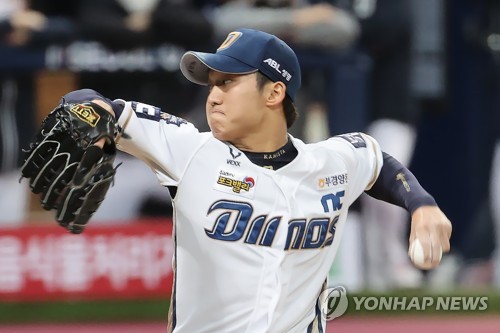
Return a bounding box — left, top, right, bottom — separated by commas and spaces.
336, 133, 367, 148
160, 113, 188, 127
131, 102, 161, 117
129, 101, 187, 126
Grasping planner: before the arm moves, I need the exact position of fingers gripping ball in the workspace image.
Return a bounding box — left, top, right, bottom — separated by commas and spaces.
21, 102, 118, 233
409, 238, 442, 270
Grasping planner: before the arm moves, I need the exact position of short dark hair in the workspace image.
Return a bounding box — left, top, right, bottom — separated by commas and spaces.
256, 72, 298, 129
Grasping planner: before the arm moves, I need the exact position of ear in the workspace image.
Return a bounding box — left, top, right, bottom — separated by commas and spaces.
265, 81, 286, 107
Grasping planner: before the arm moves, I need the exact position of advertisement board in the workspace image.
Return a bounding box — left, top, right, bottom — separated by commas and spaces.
0, 222, 173, 301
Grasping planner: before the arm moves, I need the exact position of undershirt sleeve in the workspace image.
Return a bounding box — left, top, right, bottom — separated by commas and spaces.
365, 152, 437, 214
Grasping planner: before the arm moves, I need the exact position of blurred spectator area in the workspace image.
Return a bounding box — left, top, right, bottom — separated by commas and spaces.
0, 0, 213, 222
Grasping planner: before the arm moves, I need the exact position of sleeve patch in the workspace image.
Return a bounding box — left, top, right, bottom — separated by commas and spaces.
336, 133, 367, 148
160, 113, 188, 127
130, 102, 187, 126
131, 101, 161, 117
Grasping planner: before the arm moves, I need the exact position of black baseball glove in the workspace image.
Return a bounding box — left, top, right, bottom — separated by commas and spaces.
21, 100, 118, 234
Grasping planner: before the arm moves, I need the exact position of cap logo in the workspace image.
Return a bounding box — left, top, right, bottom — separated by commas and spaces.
217, 31, 243, 51
263, 58, 292, 82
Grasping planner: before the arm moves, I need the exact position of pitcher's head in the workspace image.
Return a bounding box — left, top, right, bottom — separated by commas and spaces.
180, 28, 301, 102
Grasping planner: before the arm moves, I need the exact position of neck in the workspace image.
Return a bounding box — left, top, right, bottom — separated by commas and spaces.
232, 128, 288, 153
240, 135, 297, 170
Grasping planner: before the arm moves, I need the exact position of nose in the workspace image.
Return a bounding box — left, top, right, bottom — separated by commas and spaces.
207, 86, 222, 107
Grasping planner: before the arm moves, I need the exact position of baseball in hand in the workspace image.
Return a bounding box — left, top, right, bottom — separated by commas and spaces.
409, 238, 442, 270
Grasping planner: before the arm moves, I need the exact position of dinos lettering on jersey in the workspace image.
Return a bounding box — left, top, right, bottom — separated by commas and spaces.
205, 191, 345, 250
205, 200, 280, 246
286, 215, 339, 250
336, 132, 367, 148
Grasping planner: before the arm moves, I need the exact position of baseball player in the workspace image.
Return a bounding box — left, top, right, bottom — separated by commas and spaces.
25, 28, 452, 332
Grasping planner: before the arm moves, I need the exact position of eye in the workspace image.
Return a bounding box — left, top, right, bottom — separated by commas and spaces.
208, 78, 233, 88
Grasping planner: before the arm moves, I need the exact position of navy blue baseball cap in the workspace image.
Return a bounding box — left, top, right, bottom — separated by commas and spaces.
180, 28, 301, 101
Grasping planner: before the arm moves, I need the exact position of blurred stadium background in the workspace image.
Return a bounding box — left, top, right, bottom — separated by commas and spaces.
0, 0, 499, 332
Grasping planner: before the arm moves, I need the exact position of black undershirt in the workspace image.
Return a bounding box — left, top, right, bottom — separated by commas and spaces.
365, 152, 436, 214
242, 138, 298, 170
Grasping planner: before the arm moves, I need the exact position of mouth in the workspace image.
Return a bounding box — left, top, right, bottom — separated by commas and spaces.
211, 109, 225, 115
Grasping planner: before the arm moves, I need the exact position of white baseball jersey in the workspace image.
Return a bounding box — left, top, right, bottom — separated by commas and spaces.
115, 101, 383, 333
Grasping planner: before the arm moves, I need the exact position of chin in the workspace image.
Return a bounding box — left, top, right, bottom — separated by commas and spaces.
208, 121, 225, 139
210, 127, 234, 142
212, 131, 230, 142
